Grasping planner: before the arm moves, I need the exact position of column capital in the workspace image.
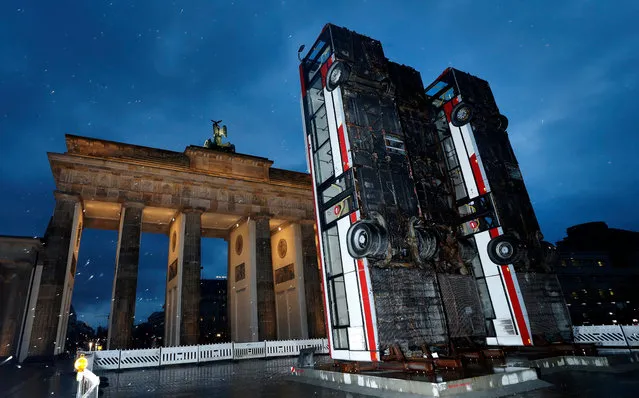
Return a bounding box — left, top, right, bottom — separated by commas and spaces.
53, 190, 81, 202
181, 207, 205, 214
121, 201, 145, 209
250, 212, 273, 221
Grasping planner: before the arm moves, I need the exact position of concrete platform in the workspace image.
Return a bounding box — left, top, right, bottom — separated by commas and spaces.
291, 355, 639, 397
290, 366, 550, 397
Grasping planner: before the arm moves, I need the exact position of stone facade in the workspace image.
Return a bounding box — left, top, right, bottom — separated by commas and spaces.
0, 237, 42, 359
12, 134, 326, 359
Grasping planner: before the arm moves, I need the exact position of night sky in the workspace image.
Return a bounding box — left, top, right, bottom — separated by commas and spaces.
1, 1, 638, 329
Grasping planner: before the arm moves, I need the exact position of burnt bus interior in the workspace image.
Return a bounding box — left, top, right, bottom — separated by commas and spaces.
301, 23, 572, 360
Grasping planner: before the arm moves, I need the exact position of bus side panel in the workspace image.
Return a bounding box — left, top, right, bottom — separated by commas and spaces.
304, 132, 335, 355
474, 230, 530, 345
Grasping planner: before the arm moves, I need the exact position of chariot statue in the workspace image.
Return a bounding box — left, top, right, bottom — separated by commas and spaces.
204, 120, 235, 152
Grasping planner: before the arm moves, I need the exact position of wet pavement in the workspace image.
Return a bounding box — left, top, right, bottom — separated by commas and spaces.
1, 356, 638, 397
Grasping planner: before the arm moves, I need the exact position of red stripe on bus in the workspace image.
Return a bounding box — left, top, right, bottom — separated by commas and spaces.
356, 259, 378, 361
469, 153, 486, 194
500, 265, 532, 346
306, 139, 331, 354
299, 64, 306, 97
489, 228, 500, 239
319, 57, 334, 89
349, 212, 357, 223
337, 124, 349, 170
443, 102, 453, 122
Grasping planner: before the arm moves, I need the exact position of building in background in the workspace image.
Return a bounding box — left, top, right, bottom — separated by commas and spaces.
556, 222, 639, 325
200, 276, 228, 344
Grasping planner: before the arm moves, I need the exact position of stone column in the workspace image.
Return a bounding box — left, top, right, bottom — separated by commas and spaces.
28, 191, 80, 358
107, 202, 143, 350
301, 223, 326, 338
180, 209, 202, 346
254, 214, 277, 341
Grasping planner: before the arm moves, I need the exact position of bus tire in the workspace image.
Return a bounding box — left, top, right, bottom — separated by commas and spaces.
326, 61, 351, 92
451, 102, 473, 127
346, 220, 388, 259
416, 228, 438, 261
487, 234, 523, 265
497, 114, 509, 131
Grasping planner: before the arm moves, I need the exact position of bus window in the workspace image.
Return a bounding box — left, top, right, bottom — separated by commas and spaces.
322, 227, 343, 276
312, 112, 330, 151
323, 196, 356, 225
442, 137, 459, 170
321, 172, 353, 204
307, 77, 325, 116
314, 140, 334, 185
450, 168, 467, 200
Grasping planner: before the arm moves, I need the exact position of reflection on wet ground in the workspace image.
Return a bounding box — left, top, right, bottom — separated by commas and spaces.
1, 356, 638, 397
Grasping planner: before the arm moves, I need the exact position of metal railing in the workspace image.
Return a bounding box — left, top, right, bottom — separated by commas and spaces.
80, 338, 329, 371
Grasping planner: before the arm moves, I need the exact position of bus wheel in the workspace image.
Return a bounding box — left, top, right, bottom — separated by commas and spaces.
326, 61, 351, 92
451, 102, 473, 127
487, 234, 523, 265
346, 220, 388, 259
416, 228, 438, 261
497, 114, 509, 131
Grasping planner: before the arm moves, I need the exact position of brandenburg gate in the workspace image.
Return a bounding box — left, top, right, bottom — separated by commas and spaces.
22, 132, 325, 358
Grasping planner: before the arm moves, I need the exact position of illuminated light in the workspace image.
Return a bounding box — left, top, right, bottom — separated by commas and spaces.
278, 227, 282, 231
74, 355, 88, 372
216, 333, 221, 337
236, 224, 239, 228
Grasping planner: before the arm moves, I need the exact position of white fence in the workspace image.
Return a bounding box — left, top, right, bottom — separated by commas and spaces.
82, 338, 328, 371
574, 325, 639, 347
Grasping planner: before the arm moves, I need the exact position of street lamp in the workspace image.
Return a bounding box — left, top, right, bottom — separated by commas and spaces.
88, 342, 93, 351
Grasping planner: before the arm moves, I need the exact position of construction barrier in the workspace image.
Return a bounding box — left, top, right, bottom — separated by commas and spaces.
81, 338, 329, 371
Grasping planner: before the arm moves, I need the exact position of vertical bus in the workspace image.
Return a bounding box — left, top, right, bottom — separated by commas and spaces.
299, 24, 451, 362
424, 68, 571, 345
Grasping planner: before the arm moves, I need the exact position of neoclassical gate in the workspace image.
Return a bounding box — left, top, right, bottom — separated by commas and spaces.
23, 134, 325, 358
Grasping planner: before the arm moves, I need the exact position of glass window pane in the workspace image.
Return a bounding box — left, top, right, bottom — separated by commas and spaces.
322, 227, 343, 276
307, 77, 325, 115
442, 137, 459, 170
321, 172, 350, 204
332, 276, 349, 327
313, 111, 329, 149
450, 168, 467, 200
435, 112, 450, 140
314, 140, 334, 185
323, 196, 354, 225
332, 328, 349, 349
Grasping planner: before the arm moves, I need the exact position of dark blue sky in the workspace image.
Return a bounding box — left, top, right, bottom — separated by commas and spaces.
1, 0, 638, 328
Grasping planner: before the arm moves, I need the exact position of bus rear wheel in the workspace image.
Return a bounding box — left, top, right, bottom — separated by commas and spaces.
487, 234, 524, 265
451, 102, 473, 127
326, 60, 351, 92
346, 220, 388, 259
